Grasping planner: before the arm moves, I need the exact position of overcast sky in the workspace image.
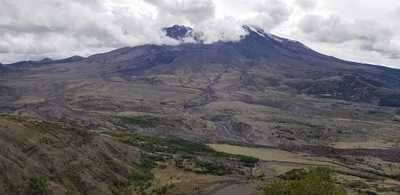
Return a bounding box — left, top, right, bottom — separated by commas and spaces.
1, 0, 400, 68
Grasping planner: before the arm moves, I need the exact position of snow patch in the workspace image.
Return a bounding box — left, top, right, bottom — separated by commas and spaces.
246, 26, 266, 38
269, 34, 284, 43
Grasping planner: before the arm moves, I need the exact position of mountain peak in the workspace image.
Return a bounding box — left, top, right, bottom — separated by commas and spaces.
162, 24, 290, 45
242, 25, 265, 35
163, 25, 194, 40
242, 25, 286, 42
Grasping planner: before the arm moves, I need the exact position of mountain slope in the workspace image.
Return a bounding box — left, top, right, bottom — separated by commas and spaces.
1, 25, 400, 148
83, 25, 400, 106
0, 115, 261, 195
0, 116, 144, 194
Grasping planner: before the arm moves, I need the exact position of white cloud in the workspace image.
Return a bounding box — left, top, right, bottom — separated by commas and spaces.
242, 0, 291, 31
195, 17, 248, 43
297, 14, 400, 61
0, 0, 399, 68
144, 0, 216, 23
295, 0, 316, 11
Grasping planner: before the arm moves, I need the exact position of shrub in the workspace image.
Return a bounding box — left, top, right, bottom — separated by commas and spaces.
239, 156, 259, 166
198, 161, 233, 175
279, 169, 308, 180
26, 176, 48, 195
110, 181, 131, 195
264, 168, 347, 195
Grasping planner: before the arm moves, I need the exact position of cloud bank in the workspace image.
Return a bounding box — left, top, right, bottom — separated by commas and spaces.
0, 0, 400, 68
298, 14, 400, 59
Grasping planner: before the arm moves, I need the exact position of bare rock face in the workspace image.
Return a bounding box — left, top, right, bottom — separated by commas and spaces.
163, 25, 203, 43
163, 25, 194, 40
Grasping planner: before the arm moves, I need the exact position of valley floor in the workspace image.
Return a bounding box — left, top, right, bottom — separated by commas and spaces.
209, 144, 400, 195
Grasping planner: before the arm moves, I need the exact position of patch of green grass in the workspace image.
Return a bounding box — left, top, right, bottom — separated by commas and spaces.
109, 132, 213, 155
264, 168, 347, 195
107, 132, 259, 176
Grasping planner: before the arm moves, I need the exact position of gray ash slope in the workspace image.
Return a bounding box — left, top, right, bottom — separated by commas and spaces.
86, 25, 400, 106
1, 25, 400, 147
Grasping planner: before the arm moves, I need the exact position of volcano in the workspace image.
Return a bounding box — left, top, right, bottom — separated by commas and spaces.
1, 25, 400, 146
